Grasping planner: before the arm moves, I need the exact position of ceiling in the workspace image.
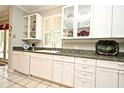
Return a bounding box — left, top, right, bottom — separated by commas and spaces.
17, 5, 63, 13
0, 5, 9, 12
0, 5, 9, 16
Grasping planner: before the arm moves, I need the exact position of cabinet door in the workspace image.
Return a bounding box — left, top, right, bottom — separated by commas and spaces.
112, 6, 124, 37
19, 53, 30, 75
40, 59, 53, 80
22, 16, 29, 38
30, 15, 36, 38
77, 5, 91, 37
30, 57, 41, 77
92, 5, 112, 38
53, 61, 63, 83
13, 53, 22, 71
119, 71, 124, 88
96, 67, 118, 88
62, 6, 74, 38
63, 63, 74, 86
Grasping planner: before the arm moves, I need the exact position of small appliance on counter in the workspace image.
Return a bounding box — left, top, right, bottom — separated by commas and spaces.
23, 44, 30, 50
96, 40, 119, 56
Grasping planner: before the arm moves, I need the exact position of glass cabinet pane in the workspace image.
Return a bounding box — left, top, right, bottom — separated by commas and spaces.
30, 15, 36, 38
77, 5, 91, 37
23, 17, 28, 38
63, 6, 74, 37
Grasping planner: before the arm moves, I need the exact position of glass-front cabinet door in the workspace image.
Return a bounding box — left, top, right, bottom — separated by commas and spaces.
62, 5, 92, 39
30, 15, 36, 38
77, 5, 91, 37
22, 16, 29, 38
62, 6, 74, 38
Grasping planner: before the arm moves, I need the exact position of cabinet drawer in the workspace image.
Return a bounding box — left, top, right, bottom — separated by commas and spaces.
97, 60, 124, 71
54, 55, 74, 63
75, 64, 96, 73
75, 70, 95, 80
31, 53, 53, 60
75, 58, 96, 66
74, 75, 95, 88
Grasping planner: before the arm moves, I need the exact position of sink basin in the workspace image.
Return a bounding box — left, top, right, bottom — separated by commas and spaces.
34, 50, 60, 53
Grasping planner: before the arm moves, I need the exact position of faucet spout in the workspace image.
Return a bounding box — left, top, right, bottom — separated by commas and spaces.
51, 41, 56, 51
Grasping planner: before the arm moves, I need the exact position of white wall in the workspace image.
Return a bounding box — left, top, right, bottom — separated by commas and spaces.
62, 39, 124, 52
9, 6, 27, 47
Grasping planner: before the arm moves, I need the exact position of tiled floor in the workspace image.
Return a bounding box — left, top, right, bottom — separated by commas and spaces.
0, 65, 67, 88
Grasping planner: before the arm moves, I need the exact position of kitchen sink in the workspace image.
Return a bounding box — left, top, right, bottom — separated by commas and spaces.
34, 50, 60, 53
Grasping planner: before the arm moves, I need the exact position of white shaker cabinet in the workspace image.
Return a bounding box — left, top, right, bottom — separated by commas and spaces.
53, 55, 74, 87
40, 59, 53, 80
13, 51, 30, 75
30, 56, 41, 77
92, 5, 112, 38
96, 67, 118, 88
53, 61, 63, 83
119, 71, 124, 88
22, 13, 43, 40
112, 6, 124, 37
63, 62, 74, 86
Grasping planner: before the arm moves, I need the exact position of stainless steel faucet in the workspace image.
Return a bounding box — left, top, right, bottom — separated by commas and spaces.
51, 41, 56, 51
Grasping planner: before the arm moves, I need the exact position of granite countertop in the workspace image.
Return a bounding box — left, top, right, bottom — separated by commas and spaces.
13, 47, 124, 62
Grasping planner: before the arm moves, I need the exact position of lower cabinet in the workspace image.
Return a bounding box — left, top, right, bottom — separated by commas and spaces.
74, 73, 95, 88
74, 57, 96, 88
13, 51, 30, 75
13, 51, 124, 88
40, 59, 53, 80
53, 61, 63, 83
30, 56, 41, 77
30, 53, 53, 81
53, 55, 74, 87
63, 62, 74, 86
119, 71, 124, 88
96, 67, 118, 88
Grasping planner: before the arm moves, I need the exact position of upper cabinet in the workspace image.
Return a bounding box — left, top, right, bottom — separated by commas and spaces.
112, 6, 124, 38
62, 5, 124, 39
62, 5, 92, 39
62, 6, 74, 38
22, 13, 43, 41
92, 5, 112, 38
77, 5, 91, 38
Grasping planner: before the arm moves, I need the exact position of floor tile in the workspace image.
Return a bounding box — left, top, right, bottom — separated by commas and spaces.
8, 84, 24, 88
41, 80, 51, 85
32, 78, 43, 82
25, 81, 40, 88
0, 78, 9, 85
48, 86, 55, 88
35, 83, 48, 88
50, 83, 61, 88
9, 76, 25, 82
0, 81, 15, 88
17, 78, 31, 86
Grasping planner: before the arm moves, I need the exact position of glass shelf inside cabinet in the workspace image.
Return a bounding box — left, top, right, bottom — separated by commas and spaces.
63, 6, 74, 37
30, 15, 36, 38
77, 5, 91, 37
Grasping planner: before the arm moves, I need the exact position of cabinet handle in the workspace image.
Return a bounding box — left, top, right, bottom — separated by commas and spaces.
119, 72, 124, 75
81, 79, 88, 83
81, 72, 87, 76
118, 63, 124, 67
81, 59, 88, 62
81, 66, 88, 69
